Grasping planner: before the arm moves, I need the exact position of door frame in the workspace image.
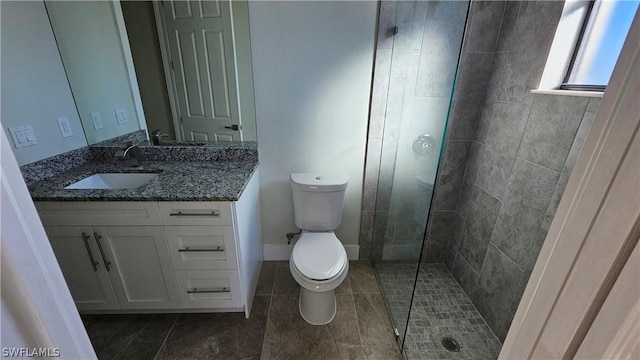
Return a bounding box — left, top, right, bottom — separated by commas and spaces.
111, 0, 148, 133
152, 0, 185, 141
500, 10, 640, 359
1, 129, 96, 358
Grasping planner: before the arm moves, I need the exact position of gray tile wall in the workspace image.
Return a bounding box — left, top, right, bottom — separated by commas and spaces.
423, 0, 505, 264
431, 1, 603, 341
362, 1, 602, 342
360, 0, 469, 260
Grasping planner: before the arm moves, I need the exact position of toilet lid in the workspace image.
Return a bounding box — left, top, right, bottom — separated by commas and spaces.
292, 232, 347, 280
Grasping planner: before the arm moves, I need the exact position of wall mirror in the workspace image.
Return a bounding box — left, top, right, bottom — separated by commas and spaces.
44, 0, 257, 145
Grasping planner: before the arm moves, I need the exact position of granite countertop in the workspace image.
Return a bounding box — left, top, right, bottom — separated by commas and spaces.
28, 160, 258, 202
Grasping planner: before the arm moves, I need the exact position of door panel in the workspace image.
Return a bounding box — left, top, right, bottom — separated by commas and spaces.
174, 29, 206, 117
45, 226, 119, 311
169, 0, 193, 19
201, 0, 221, 18
163, 0, 241, 141
94, 226, 181, 309
204, 29, 231, 118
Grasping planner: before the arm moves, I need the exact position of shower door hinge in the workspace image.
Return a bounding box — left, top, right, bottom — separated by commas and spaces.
394, 327, 400, 339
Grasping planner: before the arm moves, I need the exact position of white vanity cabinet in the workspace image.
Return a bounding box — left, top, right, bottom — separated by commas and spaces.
46, 226, 120, 311
38, 203, 181, 311
36, 169, 263, 317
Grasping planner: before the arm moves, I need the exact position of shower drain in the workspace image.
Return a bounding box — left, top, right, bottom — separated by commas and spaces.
441, 337, 461, 352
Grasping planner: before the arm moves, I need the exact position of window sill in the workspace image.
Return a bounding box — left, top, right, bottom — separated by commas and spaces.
531, 89, 603, 98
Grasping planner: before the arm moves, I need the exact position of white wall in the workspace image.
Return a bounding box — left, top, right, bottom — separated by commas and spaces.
249, 1, 377, 246
46, 1, 141, 145
0, 1, 87, 165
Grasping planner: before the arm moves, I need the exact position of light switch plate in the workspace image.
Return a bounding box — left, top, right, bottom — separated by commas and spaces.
57, 117, 73, 138
8, 125, 37, 148
90, 112, 103, 130
115, 109, 128, 124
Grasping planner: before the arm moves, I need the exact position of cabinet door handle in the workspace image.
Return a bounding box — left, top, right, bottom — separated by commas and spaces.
178, 246, 224, 252
93, 232, 112, 272
81, 232, 99, 272
169, 210, 220, 217
187, 287, 230, 294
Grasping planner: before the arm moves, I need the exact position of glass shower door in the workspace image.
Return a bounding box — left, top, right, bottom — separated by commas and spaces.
369, 0, 470, 350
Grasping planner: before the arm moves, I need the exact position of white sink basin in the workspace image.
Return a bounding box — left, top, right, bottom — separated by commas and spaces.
65, 173, 159, 190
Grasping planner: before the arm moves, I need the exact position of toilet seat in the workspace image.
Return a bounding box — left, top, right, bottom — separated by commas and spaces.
292, 232, 347, 281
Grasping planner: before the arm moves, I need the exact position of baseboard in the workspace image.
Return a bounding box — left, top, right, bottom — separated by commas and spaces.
263, 244, 360, 261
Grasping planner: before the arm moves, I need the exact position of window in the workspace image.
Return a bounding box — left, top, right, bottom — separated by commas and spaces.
561, 0, 639, 91
538, 0, 639, 94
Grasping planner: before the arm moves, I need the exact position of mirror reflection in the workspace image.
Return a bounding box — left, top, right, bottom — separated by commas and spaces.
44, 0, 257, 145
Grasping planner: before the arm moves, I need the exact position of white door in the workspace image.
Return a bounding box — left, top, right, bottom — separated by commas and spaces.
45, 226, 119, 311
162, 0, 242, 142
93, 226, 181, 309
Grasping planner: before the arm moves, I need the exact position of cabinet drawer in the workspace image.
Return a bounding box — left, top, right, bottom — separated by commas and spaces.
175, 270, 242, 309
165, 226, 238, 270
158, 202, 233, 226
36, 202, 162, 226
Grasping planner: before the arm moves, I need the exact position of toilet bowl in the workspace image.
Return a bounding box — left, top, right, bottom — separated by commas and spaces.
290, 231, 348, 325
289, 173, 349, 325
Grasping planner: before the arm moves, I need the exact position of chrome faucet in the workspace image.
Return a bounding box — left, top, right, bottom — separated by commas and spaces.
151, 130, 170, 145
115, 142, 141, 168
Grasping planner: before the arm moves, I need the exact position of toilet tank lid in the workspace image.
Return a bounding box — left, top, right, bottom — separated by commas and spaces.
290, 173, 348, 192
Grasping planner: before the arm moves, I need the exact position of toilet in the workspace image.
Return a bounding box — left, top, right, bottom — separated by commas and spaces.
289, 173, 349, 325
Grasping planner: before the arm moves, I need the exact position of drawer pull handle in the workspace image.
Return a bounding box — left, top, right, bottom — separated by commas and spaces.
179, 246, 224, 252
94, 232, 112, 272
170, 210, 220, 217
82, 232, 99, 272
187, 287, 230, 294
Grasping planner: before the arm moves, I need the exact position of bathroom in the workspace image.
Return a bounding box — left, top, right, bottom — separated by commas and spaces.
1, 0, 639, 359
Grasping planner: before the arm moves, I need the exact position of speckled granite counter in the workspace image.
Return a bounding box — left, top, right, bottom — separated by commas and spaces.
27, 160, 258, 202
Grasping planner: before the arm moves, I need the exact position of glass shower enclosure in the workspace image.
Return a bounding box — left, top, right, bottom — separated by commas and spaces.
368, 0, 470, 351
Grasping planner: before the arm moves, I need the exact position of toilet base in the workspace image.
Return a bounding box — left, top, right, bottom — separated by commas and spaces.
298, 287, 337, 325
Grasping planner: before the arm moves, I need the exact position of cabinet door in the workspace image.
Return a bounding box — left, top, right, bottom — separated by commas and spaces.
93, 226, 181, 309
45, 226, 119, 311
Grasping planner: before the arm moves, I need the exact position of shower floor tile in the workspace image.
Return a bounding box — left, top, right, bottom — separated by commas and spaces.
375, 262, 502, 360
374, 262, 417, 341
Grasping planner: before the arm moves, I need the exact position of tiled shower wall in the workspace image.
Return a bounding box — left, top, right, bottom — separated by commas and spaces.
360, 0, 604, 342
421, 1, 508, 263
361, 0, 501, 261
425, 1, 602, 341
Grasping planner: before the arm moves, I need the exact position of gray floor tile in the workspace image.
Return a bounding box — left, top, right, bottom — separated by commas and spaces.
255, 261, 277, 295
375, 262, 503, 360
156, 295, 269, 359
272, 261, 300, 294
82, 262, 407, 360
350, 260, 381, 294
81, 314, 176, 360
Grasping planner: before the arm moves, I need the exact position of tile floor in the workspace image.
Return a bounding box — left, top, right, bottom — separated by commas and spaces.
82, 261, 402, 360
375, 262, 502, 360
374, 262, 416, 341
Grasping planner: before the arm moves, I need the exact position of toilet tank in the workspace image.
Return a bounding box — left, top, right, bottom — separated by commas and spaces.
290, 173, 348, 231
